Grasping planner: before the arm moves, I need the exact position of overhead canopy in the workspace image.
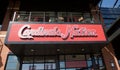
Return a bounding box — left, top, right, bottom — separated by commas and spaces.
5, 22, 107, 55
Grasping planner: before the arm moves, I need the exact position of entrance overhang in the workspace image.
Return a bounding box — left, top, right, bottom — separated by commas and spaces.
5, 22, 107, 55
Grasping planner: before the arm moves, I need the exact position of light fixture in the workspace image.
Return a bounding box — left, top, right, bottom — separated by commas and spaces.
57, 48, 60, 52
30, 49, 36, 55
31, 49, 35, 52
110, 60, 114, 67
17, 15, 20, 19
81, 48, 85, 51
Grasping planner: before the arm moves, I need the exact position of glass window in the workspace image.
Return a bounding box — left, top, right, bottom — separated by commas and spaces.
83, 13, 92, 23
58, 12, 66, 22
31, 12, 44, 22
60, 62, 65, 68
34, 56, 44, 63
87, 61, 92, 67
60, 69, 65, 70
35, 64, 44, 69
13, 11, 96, 23
45, 56, 56, 62
99, 60, 104, 66
86, 55, 91, 60
5, 55, 20, 70
45, 12, 57, 22
22, 64, 34, 70
45, 63, 56, 69
99, 66, 105, 70
103, 14, 120, 19
58, 12, 72, 22
0, 25, 2, 30
6, 62, 18, 67
15, 12, 29, 21
66, 55, 85, 61
23, 57, 33, 63
22, 56, 57, 70
6, 54, 105, 70
94, 54, 99, 59
118, 60, 120, 65
104, 19, 115, 24
7, 56, 18, 62
66, 68, 76, 70
66, 61, 87, 68
22, 64, 45, 70
60, 55, 65, 68
72, 12, 84, 23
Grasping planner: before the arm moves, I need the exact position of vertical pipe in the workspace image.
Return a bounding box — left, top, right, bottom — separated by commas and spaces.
70, 12, 73, 22
28, 12, 31, 22
12, 12, 16, 21
44, 12, 45, 22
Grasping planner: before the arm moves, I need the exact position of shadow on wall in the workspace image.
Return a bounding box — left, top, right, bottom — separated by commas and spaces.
0, 39, 3, 67
0, 56, 3, 67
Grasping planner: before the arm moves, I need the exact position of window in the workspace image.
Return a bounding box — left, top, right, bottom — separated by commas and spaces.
15, 12, 29, 22
104, 18, 116, 29
0, 25, 2, 30
5, 55, 20, 70
118, 60, 120, 65
45, 12, 57, 22
72, 12, 83, 23
13, 11, 97, 23
59, 55, 87, 70
5, 54, 105, 70
58, 12, 73, 22
31, 12, 44, 22
65, 55, 85, 61
22, 56, 56, 70
83, 13, 93, 23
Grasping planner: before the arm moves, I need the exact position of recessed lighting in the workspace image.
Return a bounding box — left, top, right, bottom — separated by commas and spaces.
57, 48, 60, 52
81, 48, 85, 51
31, 49, 35, 52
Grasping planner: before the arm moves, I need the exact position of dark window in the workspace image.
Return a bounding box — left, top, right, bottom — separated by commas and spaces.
13, 12, 97, 24
5, 54, 105, 70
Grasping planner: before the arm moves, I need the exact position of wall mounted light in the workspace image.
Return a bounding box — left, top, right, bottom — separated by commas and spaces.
110, 60, 115, 70
81, 48, 85, 52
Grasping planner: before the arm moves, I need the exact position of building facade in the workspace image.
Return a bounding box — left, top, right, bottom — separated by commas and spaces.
0, 0, 120, 70
101, 7, 120, 67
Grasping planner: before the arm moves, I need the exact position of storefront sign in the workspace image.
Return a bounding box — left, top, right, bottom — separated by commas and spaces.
18, 25, 97, 40
6, 23, 106, 43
